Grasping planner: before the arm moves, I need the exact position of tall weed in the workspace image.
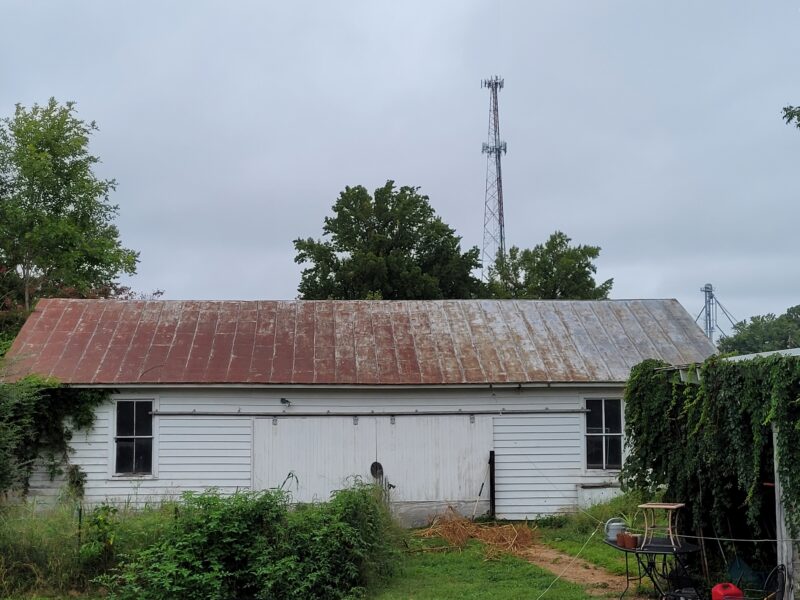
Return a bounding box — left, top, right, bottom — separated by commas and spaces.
0, 500, 175, 597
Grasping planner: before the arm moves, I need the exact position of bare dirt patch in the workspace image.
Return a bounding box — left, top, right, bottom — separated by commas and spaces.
516, 542, 647, 598
414, 512, 647, 597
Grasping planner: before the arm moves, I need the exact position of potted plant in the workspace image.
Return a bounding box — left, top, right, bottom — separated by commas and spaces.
619, 512, 641, 549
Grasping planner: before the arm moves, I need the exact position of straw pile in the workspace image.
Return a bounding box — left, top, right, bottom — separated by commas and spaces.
414, 507, 536, 559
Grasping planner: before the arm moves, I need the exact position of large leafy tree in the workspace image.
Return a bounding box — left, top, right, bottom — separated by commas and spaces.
0, 99, 138, 311
718, 305, 800, 354
488, 231, 613, 300
294, 181, 481, 300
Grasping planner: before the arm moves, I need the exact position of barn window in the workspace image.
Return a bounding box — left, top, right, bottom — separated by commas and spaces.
115, 400, 153, 475
585, 398, 622, 470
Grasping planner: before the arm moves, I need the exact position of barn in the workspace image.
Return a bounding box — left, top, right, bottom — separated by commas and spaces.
4, 298, 715, 524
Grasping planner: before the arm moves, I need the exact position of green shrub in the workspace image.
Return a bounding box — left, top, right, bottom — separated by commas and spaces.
256, 486, 400, 599
101, 485, 400, 600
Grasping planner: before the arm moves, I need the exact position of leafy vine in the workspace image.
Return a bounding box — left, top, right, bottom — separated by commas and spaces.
0, 376, 109, 497
622, 355, 800, 538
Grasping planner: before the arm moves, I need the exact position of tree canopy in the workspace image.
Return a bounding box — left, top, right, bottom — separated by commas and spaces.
0, 98, 138, 311
717, 304, 800, 355
294, 181, 481, 300
487, 231, 613, 300
784, 105, 800, 129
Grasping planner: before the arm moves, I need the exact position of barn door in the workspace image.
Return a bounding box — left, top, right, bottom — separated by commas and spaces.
252, 417, 376, 502
253, 415, 492, 508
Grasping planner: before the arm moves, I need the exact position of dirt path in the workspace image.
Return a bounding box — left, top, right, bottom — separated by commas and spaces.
516, 542, 647, 598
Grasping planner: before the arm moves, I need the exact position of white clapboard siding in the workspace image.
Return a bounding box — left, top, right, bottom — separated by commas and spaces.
493, 414, 583, 519
28, 405, 253, 506
27, 386, 622, 514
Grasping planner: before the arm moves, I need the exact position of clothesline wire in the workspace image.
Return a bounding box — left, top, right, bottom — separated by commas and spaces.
624, 525, 800, 544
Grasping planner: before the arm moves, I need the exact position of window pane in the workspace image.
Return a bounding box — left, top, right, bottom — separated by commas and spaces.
586, 399, 603, 433
135, 401, 153, 436
606, 436, 622, 470
116, 439, 134, 473
117, 402, 135, 436
134, 439, 153, 474
586, 436, 603, 469
605, 399, 622, 434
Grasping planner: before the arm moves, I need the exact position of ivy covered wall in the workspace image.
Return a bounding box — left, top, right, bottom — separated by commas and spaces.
0, 377, 108, 497
622, 355, 800, 540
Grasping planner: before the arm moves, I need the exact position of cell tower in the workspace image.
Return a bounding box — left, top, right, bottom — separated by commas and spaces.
695, 283, 738, 342
481, 76, 507, 280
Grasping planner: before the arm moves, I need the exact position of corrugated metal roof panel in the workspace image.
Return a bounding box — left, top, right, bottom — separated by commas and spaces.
3, 298, 717, 385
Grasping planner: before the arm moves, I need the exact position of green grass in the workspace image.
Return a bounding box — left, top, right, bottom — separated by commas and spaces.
0, 500, 175, 597
535, 491, 662, 582
373, 539, 592, 600
4, 492, 659, 599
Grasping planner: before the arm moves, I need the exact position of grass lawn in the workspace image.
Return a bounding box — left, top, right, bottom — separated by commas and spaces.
7, 493, 658, 600
537, 526, 627, 576
374, 539, 592, 600
12, 540, 596, 600
535, 490, 662, 576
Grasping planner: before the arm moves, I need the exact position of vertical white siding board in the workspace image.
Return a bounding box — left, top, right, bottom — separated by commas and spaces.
376, 415, 492, 502
253, 417, 376, 502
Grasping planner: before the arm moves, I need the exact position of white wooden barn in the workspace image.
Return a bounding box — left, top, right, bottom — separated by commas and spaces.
5, 298, 715, 524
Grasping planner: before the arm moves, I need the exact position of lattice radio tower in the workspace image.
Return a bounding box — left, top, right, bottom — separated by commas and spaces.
481, 76, 507, 280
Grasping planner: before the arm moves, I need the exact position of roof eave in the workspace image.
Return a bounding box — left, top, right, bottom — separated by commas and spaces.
64, 381, 627, 390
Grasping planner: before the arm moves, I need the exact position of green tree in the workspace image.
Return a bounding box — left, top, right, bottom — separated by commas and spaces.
0, 98, 138, 310
294, 181, 481, 300
488, 231, 613, 300
718, 304, 800, 354
784, 105, 800, 129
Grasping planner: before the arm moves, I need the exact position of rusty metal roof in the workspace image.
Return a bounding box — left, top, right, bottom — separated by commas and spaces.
3, 298, 716, 386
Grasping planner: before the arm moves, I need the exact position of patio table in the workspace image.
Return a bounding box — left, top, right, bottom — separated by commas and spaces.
604, 538, 701, 599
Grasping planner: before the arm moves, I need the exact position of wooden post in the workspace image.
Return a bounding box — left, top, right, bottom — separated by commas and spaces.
773, 426, 794, 600
489, 450, 496, 518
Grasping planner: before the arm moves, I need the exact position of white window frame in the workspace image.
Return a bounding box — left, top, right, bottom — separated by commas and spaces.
584, 397, 623, 472
108, 395, 159, 480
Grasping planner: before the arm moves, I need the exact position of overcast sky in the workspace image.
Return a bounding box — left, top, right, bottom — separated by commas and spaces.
3, 1, 798, 335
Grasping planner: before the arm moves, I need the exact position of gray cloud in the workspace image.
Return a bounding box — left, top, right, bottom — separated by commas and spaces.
3, 0, 798, 331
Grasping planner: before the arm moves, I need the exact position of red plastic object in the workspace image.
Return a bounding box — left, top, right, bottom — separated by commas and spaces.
712, 583, 744, 600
